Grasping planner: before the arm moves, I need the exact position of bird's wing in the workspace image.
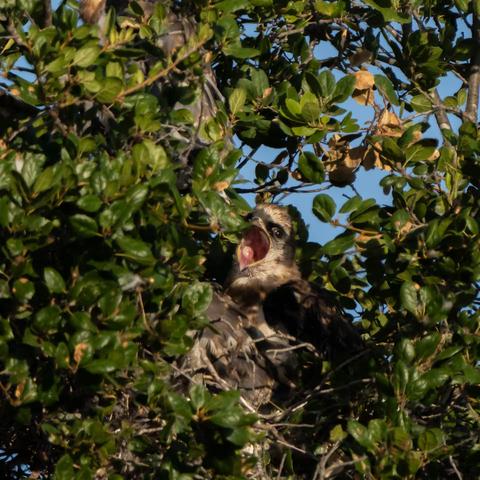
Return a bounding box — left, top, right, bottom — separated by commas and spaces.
177, 289, 275, 407
263, 279, 363, 358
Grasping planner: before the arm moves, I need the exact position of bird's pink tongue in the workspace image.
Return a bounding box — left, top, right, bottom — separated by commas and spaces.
237, 226, 270, 271
239, 245, 254, 270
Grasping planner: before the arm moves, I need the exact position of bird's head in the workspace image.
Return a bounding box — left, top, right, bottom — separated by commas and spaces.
226, 204, 301, 303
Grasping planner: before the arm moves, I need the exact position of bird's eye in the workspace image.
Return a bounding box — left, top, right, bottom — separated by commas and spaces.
271, 226, 284, 239
244, 212, 253, 222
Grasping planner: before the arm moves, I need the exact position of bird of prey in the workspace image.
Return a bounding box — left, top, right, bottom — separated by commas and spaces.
178, 204, 362, 408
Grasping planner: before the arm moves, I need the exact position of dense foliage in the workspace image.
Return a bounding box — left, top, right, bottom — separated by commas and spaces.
0, 0, 479, 478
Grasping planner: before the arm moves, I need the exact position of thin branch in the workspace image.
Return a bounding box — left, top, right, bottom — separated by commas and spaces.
6, 20, 30, 51
43, 0, 53, 27
466, 4, 480, 122
432, 90, 452, 132
324, 456, 366, 478
449, 455, 463, 480
237, 146, 260, 170
313, 441, 340, 480
276, 453, 287, 480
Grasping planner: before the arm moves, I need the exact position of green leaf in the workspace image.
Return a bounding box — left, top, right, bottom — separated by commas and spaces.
339, 195, 362, 213
182, 282, 213, 316
363, 0, 411, 23
189, 384, 207, 410
251, 69, 269, 97
34, 306, 61, 334
73, 46, 101, 67
43, 267, 66, 294
96, 77, 123, 103
374, 74, 399, 105
322, 232, 355, 256
410, 94, 432, 113
418, 428, 444, 452
315, 0, 347, 17
425, 218, 451, 248
227, 427, 252, 446
13, 278, 35, 302
224, 45, 260, 58
400, 281, 419, 316
332, 75, 355, 103
415, 332, 441, 360
69, 214, 98, 238
229, 87, 247, 115
330, 266, 351, 293
330, 424, 348, 442
393, 360, 410, 394
347, 420, 375, 451
83, 359, 119, 374
54, 454, 74, 480
77, 194, 102, 213
298, 152, 324, 183
318, 70, 336, 98
116, 236, 156, 266
285, 98, 302, 117
313, 194, 336, 222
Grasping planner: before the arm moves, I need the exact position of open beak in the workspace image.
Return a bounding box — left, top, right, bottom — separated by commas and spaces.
236, 225, 271, 271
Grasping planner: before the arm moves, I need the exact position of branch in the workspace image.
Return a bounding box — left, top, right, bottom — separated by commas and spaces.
6, 20, 30, 51
432, 90, 452, 132
43, 0, 53, 27
466, 4, 480, 122
449, 455, 463, 480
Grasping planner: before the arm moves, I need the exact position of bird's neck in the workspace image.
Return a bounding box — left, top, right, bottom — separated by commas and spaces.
225, 263, 301, 308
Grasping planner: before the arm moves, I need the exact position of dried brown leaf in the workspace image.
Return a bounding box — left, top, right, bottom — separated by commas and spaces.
352, 88, 374, 106
354, 70, 375, 90
343, 146, 367, 169
74, 343, 89, 365
377, 110, 402, 137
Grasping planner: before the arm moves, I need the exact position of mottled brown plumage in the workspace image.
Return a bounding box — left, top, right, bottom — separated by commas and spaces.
179, 204, 362, 407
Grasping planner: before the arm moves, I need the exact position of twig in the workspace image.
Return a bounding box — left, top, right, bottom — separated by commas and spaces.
237, 146, 260, 170
276, 453, 287, 480
138, 426, 165, 435
313, 441, 340, 480
311, 378, 373, 396
466, 3, 480, 122
136, 288, 155, 336
6, 20, 30, 51
449, 455, 463, 480
324, 456, 366, 478
265, 342, 317, 355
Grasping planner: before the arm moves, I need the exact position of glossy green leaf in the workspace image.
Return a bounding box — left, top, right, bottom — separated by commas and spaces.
298, 152, 324, 183
44, 267, 66, 294
400, 281, 418, 316
73, 46, 101, 67
322, 232, 356, 256
116, 236, 156, 265
313, 193, 336, 222
229, 87, 247, 115
374, 74, 399, 105
69, 214, 98, 238
182, 282, 213, 315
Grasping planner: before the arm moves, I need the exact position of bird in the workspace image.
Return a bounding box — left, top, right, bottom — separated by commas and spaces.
177, 204, 362, 409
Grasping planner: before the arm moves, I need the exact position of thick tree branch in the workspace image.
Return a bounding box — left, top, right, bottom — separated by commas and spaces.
466, 5, 480, 122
